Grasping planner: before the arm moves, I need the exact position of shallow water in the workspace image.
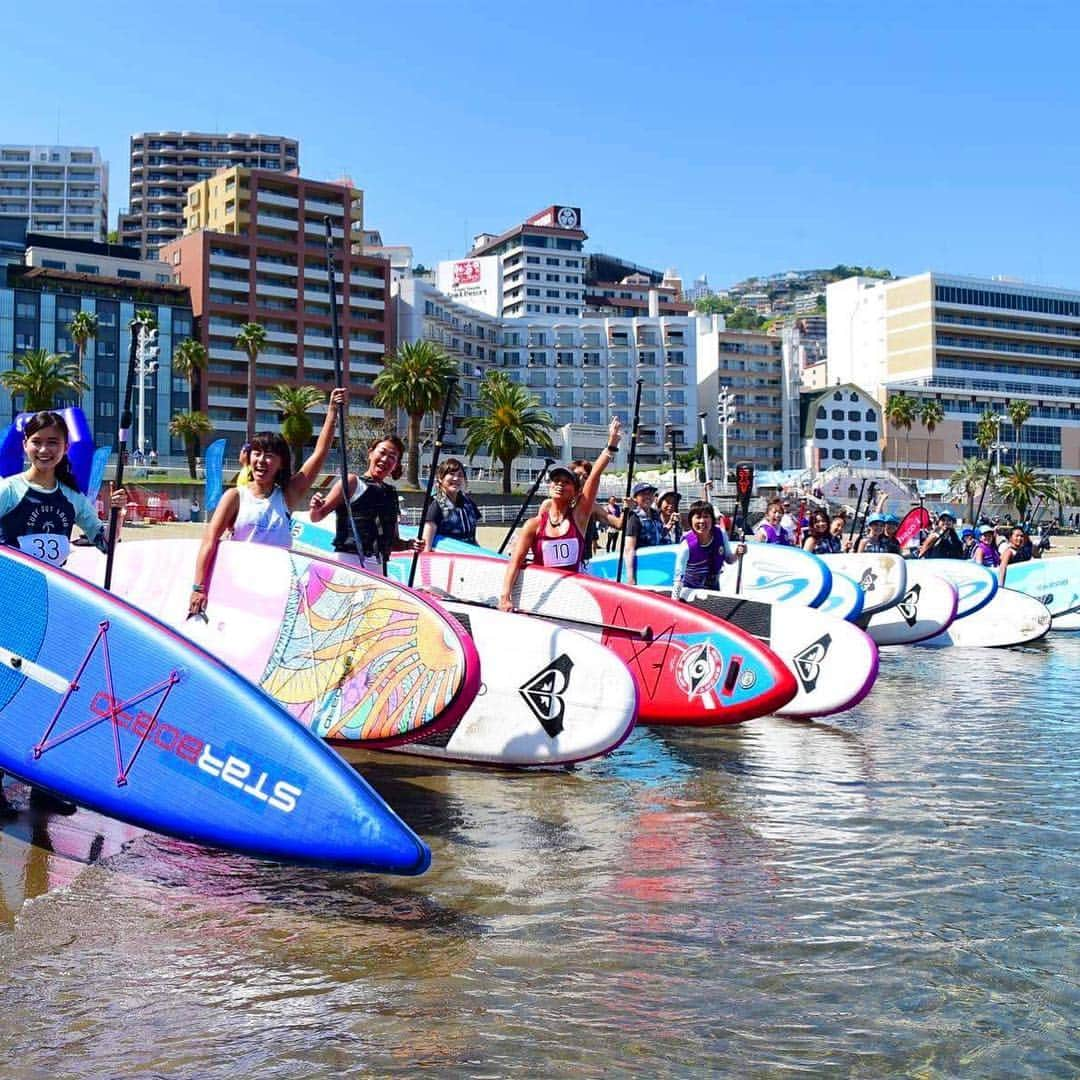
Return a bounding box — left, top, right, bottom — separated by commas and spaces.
1, 636, 1077, 1077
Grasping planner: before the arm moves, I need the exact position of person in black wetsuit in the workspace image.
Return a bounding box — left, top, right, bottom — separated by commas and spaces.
308, 433, 420, 575
918, 511, 965, 559
421, 457, 481, 549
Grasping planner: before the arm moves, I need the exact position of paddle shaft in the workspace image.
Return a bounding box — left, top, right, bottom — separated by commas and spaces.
324, 218, 365, 561
699, 412, 711, 490
847, 478, 868, 544
431, 593, 654, 641
615, 378, 644, 584
103, 318, 142, 591
497, 458, 555, 554
408, 380, 457, 587
733, 461, 754, 593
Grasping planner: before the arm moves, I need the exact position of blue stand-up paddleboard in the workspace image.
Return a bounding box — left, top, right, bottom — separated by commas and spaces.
0, 548, 430, 874
1004, 555, 1080, 620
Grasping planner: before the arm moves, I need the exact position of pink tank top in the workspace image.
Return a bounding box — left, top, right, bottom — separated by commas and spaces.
531, 510, 585, 571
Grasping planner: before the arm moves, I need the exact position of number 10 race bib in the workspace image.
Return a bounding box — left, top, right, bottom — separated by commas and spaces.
540, 535, 580, 569
18, 533, 71, 567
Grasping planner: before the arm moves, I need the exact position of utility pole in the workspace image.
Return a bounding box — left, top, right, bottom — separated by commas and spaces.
135, 321, 160, 459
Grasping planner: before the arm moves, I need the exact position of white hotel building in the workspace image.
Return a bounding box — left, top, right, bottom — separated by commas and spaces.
0, 145, 109, 242
393, 276, 696, 475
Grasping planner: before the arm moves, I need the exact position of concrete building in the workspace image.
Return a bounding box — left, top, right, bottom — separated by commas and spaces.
361, 228, 413, 280
2, 263, 193, 449
799, 383, 882, 473
583, 271, 691, 317
780, 318, 828, 467
697, 318, 784, 473
162, 167, 387, 450
469, 206, 587, 318
826, 271, 1080, 477
394, 276, 695, 470
24, 233, 172, 283
0, 145, 108, 242
119, 132, 299, 258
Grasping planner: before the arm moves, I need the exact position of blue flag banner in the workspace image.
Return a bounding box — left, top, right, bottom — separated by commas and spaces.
204, 438, 228, 512
87, 446, 112, 502
0, 407, 96, 492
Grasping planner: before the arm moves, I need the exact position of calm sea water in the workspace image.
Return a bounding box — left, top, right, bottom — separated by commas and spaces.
1, 636, 1077, 1078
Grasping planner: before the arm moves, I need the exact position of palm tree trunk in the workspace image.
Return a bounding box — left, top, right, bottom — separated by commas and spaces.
245, 353, 257, 444
501, 455, 513, 495
186, 438, 198, 480
407, 412, 423, 488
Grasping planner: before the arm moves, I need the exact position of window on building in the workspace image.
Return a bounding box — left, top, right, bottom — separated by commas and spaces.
831, 409, 844, 420
847, 410, 861, 421
831, 448, 844, 459
816, 406, 826, 419
848, 430, 862, 441
74, 264, 99, 274
865, 449, 878, 461
865, 409, 876, 422
815, 427, 828, 439
117, 269, 141, 280
832, 429, 844, 440
850, 449, 862, 460
42, 258, 65, 270
865, 430, 878, 441
833, 391, 843, 401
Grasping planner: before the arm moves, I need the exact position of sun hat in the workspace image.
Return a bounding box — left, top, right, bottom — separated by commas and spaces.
632, 481, 658, 497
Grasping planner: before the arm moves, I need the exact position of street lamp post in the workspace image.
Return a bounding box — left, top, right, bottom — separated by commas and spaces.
718, 384, 734, 493
135, 322, 160, 461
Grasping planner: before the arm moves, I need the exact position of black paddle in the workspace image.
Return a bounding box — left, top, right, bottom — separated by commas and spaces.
324, 218, 364, 560
733, 461, 754, 593
103, 316, 143, 591
408, 379, 457, 587
498, 457, 555, 554
847, 477, 868, 547
615, 378, 644, 584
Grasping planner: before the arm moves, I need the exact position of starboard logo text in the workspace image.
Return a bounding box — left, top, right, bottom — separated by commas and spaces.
676, 641, 724, 698
90, 692, 303, 813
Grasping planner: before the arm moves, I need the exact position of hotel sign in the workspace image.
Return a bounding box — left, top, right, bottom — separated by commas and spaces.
437, 255, 503, 316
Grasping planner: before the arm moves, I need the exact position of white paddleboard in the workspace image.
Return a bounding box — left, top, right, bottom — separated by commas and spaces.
823, 553, 907, 616
916, 588, 1051, 648
666, 590, 879, 719
916, 558, 997, 618
1051, 610, 1080, 631
864, 565, 958, 646
383, 601, 638, 767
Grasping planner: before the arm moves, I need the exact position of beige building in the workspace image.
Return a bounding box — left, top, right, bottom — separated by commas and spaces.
826, 272, 1080, 479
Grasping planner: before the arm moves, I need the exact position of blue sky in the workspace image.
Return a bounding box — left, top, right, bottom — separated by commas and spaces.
9, 1, 1080, 290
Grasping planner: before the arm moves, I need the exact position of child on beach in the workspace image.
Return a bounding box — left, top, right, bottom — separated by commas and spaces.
0, 410, 127, 817
188, 388, 346, 617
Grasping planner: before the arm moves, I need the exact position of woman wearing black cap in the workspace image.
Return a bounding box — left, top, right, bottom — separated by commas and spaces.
918, 511, 965, 559
499, 418, 622, 610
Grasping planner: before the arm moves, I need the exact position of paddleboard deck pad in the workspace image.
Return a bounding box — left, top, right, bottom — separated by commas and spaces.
391, 551, 797, 726
0, 548, 430, 873
67, 540, 480, 749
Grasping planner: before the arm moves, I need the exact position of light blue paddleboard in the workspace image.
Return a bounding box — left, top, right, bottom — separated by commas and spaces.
1004, 555, 1080, 619
816, 571, 864, 622
291, 513, 486, 557
0, 547, 430, 874
585, 541, 832, 609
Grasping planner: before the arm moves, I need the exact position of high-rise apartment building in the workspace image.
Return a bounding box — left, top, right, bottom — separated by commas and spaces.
696, 318, 784, 471
469, 206, 587, 318
0, 145, 108, 241
162, 167, 387, 450
120, 132, 299, 257
827, 271, 1080, 476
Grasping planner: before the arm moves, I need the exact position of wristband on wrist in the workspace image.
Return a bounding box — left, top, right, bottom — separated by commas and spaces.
191, 583, 205, 593
606, 444, 619, 454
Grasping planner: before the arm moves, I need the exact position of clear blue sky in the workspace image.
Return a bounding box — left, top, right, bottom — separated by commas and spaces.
9, 0, 1080, 290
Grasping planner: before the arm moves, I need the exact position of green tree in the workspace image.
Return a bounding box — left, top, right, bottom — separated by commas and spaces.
1050, 475, 1080, 526
272, 384, 326, 471
135, 309, 158, 330
235, 322, 268, 445
694, 295, 734, 316
1, 348, 87, 412
725, 307, 765, 331
172, 338, 208, 414
918, 398, 945, 479
462, 371, 556, 494
884, 392, 917, 476
1007, 399, 1032, 467
168, 410, 214, 479
67, 310, 98, 391
996, 463, 1053, 521
948, 457, 991, 523
373, 340, 459, 487
975, 409, 998, 461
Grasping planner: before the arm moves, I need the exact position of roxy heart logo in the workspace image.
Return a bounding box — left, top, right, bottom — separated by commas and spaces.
897, 584, 921, 626
519, 654, 574, 738
859, 568, 878, 593
453, 259, 482, 286
793, 633, 832, 692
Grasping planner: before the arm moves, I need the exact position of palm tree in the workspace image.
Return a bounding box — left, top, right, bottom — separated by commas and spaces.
1007, 399, 1032, 467
235, 322, 268, 444
373, 340, 460, 487
948, 457, 991, 523
68, 311, 98, 394
918, 398, 945, 479
996, 463, 1053, 522
884, 392, 917, 477
172, 338, 209, 414
272, 384, 326, 471
169, 410, 214, 479
1, 348, 87, 412
1050, 475, 1080, 526
135, 309, 158, 330
975, 408, 998, 465
462, 371, 556, 494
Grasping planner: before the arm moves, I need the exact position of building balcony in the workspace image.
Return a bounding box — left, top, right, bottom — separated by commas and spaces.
257, 191, 299, 210
210, 252, 251, 271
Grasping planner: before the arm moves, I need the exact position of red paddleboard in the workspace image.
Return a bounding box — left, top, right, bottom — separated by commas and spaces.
390, 552, 796, 727
897, 507, 931, 547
